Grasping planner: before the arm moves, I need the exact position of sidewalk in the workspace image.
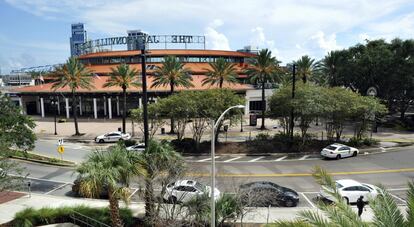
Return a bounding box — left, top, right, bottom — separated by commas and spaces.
0, 192, 408, 225
33, 116, 414, 144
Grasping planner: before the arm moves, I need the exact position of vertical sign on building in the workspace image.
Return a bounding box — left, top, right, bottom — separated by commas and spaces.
70, 23, 86, 56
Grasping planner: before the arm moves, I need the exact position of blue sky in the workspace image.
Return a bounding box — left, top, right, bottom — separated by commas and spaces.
1, 0, 414, 73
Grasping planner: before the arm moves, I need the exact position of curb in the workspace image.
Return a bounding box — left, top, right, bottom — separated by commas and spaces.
10, 156, 76, 167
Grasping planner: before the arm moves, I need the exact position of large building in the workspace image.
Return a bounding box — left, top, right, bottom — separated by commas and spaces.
13, 25, 271, 119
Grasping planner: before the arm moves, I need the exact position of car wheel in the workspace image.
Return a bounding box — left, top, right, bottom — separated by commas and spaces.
342, 197, 349, 204
336, 154, 341, 160
352, 151, 357, 157
284, 199, 296, 207
168, 196, 178, 204
99, 139, 104, 143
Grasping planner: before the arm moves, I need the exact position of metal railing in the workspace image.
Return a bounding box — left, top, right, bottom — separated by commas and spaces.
69, 210, 111, 227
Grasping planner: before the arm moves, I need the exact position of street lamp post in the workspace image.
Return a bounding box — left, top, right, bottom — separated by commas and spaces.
210, 105, 244, 227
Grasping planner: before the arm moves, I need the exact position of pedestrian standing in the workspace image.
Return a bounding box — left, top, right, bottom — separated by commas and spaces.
356, 195, 365, 217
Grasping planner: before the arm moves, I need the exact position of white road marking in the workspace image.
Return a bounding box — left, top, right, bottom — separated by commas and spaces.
299, 155, 310, 160
249, 156, 264, 162
388, 188, 409, 191
275, 156, 287, 161
390, 193, 407, 204
197, 156, 220, 162
45, 183, 70, 195
224, 157, 242, 162
301, 192, 316, 208
380, 147, 386, 152
8, 174, 73, 185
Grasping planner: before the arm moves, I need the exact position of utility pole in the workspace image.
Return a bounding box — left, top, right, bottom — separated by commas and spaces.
139, 36, 149, 147
290, 64, 296, 142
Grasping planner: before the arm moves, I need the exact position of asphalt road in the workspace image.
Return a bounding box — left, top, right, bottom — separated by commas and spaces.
17, 146, 414, 194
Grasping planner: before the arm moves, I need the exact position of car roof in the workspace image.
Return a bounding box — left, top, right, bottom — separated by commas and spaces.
174, 180, 197, 187
336, 179, 363, 187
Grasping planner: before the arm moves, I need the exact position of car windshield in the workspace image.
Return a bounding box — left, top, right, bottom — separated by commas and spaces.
362, 184, 373, 190
325, 145, 338, 151
194, 182, 206, 191
335, 182, 344, 189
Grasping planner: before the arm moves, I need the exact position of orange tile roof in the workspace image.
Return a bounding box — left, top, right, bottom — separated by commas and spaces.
13, 75, 253, 94
78, 49, 256, 59
86, 62, 250, 74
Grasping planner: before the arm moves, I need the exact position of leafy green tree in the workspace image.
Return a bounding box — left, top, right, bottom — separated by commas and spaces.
134, 140, 186, 225
295, 55, 319, 84
202, 58, 238, 88
130, 104, 165, 140
246, 49, 281, 130
50, 57, 94, 135
0, 94, 35, 192
151, 55, 194, 133
103, 64, 141, 133
318, 51, 342, 86
76, 145, 140, 227
271, 166, 414, 227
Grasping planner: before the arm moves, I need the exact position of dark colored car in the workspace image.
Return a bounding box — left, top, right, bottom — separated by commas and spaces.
239, 181, 299, 207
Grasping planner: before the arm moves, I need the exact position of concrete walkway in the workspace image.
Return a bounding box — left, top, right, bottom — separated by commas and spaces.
0, 192, 407, 225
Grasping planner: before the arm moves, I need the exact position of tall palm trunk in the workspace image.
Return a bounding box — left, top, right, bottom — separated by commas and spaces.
108, 187, 123, 227
219, 78, 223, 88
71, 90, 80, 135
144, 176, 155, 224
261, 81, 266, 130
169, 83, 175, 134
122, 86, 127, 133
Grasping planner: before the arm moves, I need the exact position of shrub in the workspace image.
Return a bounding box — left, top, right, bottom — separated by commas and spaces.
123, 139, 137, 147
12, 206, 134, 227
255, 132, 271, 141
171, 138, 196, 153
346, 137, 379, 147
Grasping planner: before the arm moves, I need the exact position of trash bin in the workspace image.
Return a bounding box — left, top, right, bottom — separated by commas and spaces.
250, 114, 257, 126
161, 128, 165, 134
118, 127, 122, 132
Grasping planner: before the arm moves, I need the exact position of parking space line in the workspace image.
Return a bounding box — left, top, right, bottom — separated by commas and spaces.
197, 156, 220, 162
224, 157, 242, 162
128, 188, 140, 199
275, 156, 287, 161
249, 156, 264, 162
300, 192, 316, 208
390, 194, 407, 204
45, 183, 69, 195
299, 155, 310, 160
388, 188, 409, 191
8, 174, 73, 185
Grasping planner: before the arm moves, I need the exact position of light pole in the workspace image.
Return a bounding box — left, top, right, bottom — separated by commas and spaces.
210, 104, 244, 227
51, 97, 58, 135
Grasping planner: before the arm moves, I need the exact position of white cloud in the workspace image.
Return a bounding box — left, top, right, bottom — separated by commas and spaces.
310, 31, 341, 52
204, 19, 230, 50
249, 27, 279, 57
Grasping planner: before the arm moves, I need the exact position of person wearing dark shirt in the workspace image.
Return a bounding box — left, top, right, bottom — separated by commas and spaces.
356, 195, 365, 217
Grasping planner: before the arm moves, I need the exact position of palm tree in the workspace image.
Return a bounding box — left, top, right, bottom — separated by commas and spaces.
151, 56, 193, 133
273, 166, 414, 227
246, 49, 280, 130
135, 140, 185, 225
76, 145, 140, 227
103, 64, 141, 133
319, 51, 342, 86
50, 57, 94, 135
202, 58, 238, 88
295, 55, 319, 84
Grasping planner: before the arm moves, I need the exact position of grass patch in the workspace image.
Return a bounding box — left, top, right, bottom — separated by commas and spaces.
9, 150, 75, 166
11, 205, 135, 227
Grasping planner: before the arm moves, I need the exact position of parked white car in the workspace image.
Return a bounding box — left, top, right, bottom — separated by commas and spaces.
163, 180, 220, 203
126, 143, 145, 152
319, 179, 380, 204
320, 143, 359, 159
94, 132, 131, 143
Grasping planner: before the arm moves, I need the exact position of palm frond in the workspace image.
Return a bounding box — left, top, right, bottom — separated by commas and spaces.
369, 185, 405, 227
406, 181, 414, 226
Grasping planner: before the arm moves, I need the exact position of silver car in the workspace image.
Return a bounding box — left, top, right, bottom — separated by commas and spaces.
94, 131, 131, 143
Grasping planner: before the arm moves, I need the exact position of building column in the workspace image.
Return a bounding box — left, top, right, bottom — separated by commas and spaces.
40, 97, 45, 118
245, 99, 249, 115
79, 96, 82, 116
18, 97, 23, 114
139, 97, 142, 108
108, 98, 112, 119
93, 98, 97, 119
57, 97, 61, 115
116, 97, 120, 116
104, 97, 107, 116
65, 98, 70, 119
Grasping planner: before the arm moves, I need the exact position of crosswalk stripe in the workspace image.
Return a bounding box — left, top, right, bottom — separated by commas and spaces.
275, 156, 287, 161
249, 156, 264, 162
299, 155, 310, 160
223, 157, 242, 162
197, 156, 220, 162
